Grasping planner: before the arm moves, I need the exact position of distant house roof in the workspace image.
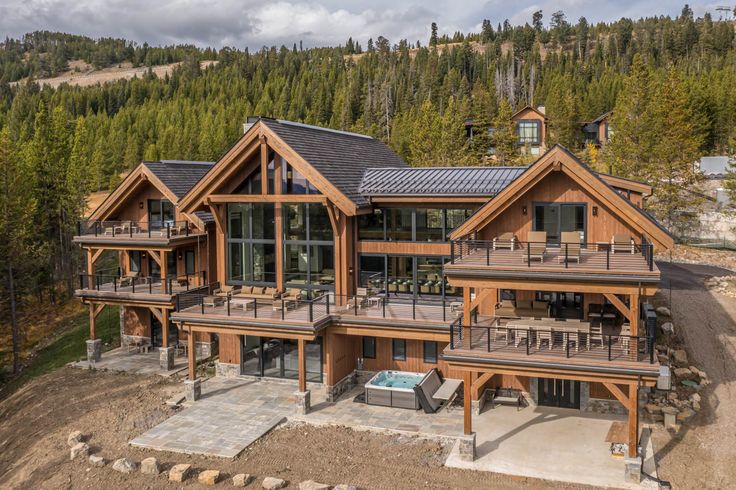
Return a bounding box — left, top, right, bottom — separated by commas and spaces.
698, 156, 732, 178
259, 119, 409, 207
142, 160, 215, 199
511, 105, 548, 120
359, 166, 527, 196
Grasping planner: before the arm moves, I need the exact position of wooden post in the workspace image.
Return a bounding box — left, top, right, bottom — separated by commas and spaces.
630, 293, 640, 337
187, 327, 196, 380
298, 338, 307, 392
463, 287, 472, 348
628, 382, 639, 458
463, 371, 472, 435
160, 250, 168, 293
274, 154, 284, 291
86, 248, 95, 276
162, 308, 169, 348
260, 135, 268, 195
89, 303, 97, 340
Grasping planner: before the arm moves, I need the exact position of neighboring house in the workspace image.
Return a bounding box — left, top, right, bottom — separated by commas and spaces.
582, 111, 613, 148
465, 105, 549, 156
74, 118, 673, 481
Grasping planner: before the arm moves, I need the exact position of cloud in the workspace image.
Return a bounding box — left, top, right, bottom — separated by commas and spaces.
0, 0, 725, 50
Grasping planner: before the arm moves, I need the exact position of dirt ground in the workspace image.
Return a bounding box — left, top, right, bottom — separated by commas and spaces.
0, 367, 591, 490
650, 260, 736, 489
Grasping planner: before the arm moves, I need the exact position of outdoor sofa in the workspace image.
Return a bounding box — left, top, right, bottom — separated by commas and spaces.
495, 299, 550, 318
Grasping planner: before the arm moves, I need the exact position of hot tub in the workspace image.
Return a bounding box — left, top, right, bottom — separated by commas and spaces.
365, 370, 424, 409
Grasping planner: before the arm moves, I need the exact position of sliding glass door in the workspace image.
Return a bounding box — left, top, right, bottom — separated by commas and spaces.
240, 335, 323, 382
533, 203, 586, 244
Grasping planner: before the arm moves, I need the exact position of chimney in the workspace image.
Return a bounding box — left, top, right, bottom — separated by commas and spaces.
243, 115, 260, 134
536, 105, 546, 115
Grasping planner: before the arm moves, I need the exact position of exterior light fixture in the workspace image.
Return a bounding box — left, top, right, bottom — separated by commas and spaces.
522, 205, 527, 215
139, 201, 144, 209
592, 206, 598, 216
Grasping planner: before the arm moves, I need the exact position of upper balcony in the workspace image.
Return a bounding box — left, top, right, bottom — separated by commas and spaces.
76, 271, 207, 304
446, 238, 658, 283
73, 220, 206, 247
444, 315, 659, 378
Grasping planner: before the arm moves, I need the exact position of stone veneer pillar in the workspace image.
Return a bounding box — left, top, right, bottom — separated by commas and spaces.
86, 339, 102, 363
184, 378, 201, 402
159, 346, 175, 370
624, 456, 642, 483
294, 390, 311, 415
458, 433, 476, 462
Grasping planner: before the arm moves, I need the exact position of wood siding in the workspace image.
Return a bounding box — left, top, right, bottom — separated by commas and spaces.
325, 332, 360, 385
219, 333, 241, 364
361, 338, 464, 379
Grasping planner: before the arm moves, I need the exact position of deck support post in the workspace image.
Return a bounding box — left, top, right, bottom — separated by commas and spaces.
459, 370, 476, 461
295, 338, 311, 415
624, 382, 641, 482
463, 287, 472, 348
161, 308, 169, 348
160, 250, 168, 294
187, 326, 196, 381
87, 302, 103, 362
630, 293, 640, 337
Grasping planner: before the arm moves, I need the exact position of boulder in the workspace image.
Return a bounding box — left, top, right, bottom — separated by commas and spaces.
140, 457, 160, 475
70, 442, 89, 460
300, 480, 330, 490
693, 401, 701, 411
656, 306, 671, 317
233, 474, 255, 487
89, 455, 105, 467
262, 477, 288, 490
661, 406, 679, 415
199, 470, 220, 486
672, 349, 688, 366
690, 393, 701, 403
660, 322, 675, 334
112, 458, 137, 474
169, 464, 192, 482
645, 403, 662, 415
673, 367, 694, 379
67, 430, 84, 447
677, 407, 695, 422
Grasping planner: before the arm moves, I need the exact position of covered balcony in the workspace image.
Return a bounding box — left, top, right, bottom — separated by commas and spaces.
76, 271, 208, 304
74, 220, 206, 246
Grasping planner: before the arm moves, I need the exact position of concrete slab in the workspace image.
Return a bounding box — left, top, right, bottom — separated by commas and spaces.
445, 405, 645, 489
73, 347, 187, 377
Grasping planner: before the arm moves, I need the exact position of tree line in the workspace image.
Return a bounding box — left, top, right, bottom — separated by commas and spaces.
1, 6, 736, 373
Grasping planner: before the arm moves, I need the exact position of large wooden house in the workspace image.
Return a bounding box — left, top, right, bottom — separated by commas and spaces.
74, 117, 672, 480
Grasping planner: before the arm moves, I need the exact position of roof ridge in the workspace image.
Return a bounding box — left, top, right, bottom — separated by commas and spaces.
271, 119, 374, 140
364, 165, 529, 171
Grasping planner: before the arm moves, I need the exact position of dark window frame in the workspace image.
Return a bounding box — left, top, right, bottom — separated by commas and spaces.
362, 336, 376, 359
423, 340, 438, 363
392, 338, 406, 361
516, 119, 541, 145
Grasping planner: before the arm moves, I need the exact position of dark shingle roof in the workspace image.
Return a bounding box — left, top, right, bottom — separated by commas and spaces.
359, 166, 528, 196
260, 119, 408, 207
143, 160, 215, 199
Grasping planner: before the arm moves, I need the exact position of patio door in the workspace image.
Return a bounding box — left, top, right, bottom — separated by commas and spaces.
533, 203, 586, 244
538, 378, 580, 409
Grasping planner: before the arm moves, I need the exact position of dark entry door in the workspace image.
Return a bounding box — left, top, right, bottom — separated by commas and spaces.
538, 378, 580, 409
150, 313, 162, 347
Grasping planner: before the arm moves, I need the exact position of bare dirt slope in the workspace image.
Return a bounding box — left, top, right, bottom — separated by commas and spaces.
0, 367, 589, 489
652, 261, 736, 489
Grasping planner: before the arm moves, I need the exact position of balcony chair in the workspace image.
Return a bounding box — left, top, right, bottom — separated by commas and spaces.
213, 284, 240, 298
587, 323, 605, 349
611, 234, 635, 254
347, 287, 370, 310
523, 231, 548, 263
493, 232, 518, 251
557, 231, 582, 264
280, 288, 303, 305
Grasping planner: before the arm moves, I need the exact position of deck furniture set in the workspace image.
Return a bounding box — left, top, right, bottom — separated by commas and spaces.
489, 232, 637, 264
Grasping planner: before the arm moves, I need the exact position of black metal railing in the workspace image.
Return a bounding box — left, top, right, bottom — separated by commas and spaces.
76, 220, 197, 239
449, 319, 656, 364
450, 239, 656, 272
331, 294, 459, 323
78, 270, 207, 295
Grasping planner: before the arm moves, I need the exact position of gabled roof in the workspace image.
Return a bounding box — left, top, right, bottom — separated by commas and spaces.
359, 166, 527, 196
449, 145, 674, 250
142, 160, 214, 199
260, 119, 408, 207
511, 105, 548, 121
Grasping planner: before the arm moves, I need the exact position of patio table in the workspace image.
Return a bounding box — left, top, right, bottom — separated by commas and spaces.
506, 319, 591, 351
230, 297, 255, 311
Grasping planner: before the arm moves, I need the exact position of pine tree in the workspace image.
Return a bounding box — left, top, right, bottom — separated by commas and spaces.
491, 99, 518, 165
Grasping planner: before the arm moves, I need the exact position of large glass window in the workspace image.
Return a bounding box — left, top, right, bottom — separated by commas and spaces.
533, 203, 586, 244
358, 209, 384, 240
284, 204, 307, 241
362, 336, 376, 359
423, 341, 438, 364
416, 256, 444, 297
360, 254, 458, 300
359, 255, 385, 291
517, 120, 541, 145
283, 163, 318, 194
227, 203, 276, 284
386, 208, 413, 241
446, 208, 474, 234
415, 209, 443, 242
283, 202, 334, 292
387, 256, 414, 295
392, 339, 406, 361
360, 208, 474, 242
242, 336, 322, 382
148, 199, 174, 227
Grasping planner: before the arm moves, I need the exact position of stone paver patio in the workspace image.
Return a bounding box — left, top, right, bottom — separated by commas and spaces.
73, 347, 187, 377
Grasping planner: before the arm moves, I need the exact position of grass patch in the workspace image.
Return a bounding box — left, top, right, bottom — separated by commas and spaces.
0, 305, 120, 396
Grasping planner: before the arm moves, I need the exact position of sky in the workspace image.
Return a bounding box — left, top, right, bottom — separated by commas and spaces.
0, 0, 731, 50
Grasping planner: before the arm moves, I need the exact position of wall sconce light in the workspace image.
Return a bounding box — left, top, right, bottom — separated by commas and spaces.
178, 252, 183, 260
592, 206, 598, 217
348, 266, 354, 275
139, 201, 144, 209
522, 205, 527, 215
141, 252, 147, 258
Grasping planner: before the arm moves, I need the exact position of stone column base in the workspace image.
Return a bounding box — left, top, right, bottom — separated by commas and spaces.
184, 379, 202, 402
458, 433, 476, 462
86, 339, 102, 363
159, 347, 175, 370
294, 390, 311, 415
624, 456, 642, 483
215, 361, 241, 377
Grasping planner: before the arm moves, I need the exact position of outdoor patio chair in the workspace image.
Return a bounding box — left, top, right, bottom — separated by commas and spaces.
493, 232, 517, 251
523, 231, 548, 263
558, 231, 582, 264
611, 234, 635, 254
347, 287, 369, 310
588, 323, 604, 349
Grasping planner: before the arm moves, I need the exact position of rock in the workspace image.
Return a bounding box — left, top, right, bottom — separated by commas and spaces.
169, 464, 192, 482
233, 474, 255, 487
112, 458, 137, 474
693, 401, 701, 411
650, 414, 664, 423
662, 406, 679, 415
199, 470, 220, 486
677, 407, 695, 422
673, 367, 694, 379
70, 442, 89, 460
334, 485, 359, 490
660, 322, 675, 334
300, 480, 330, 490
689, 366, 700, 374
690, 393, 701, 403
67, 430, 84, 447
140, 457, 160, 475
262, 477, 288, 489
89, 454, 105, 467
645, 403, 662, 414
656, 306, 671, 317
672, 349, 688, 366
